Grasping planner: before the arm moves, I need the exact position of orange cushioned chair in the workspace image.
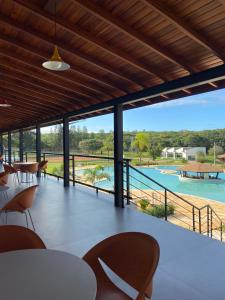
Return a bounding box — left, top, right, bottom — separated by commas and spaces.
83, 232, 160, 300
38, 160, 48, 177
0, 225, 46, 253
0, 171, 9, 186
3, 164, 19, 184
20, 163, 39, 183
0, 185, 38, 231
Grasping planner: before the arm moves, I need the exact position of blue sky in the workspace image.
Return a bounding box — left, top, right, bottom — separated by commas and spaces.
72, 89, 225, 132
44, 89, 225, 133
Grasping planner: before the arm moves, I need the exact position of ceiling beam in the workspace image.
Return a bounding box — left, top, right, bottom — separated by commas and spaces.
0, 13, 140, 91
2, 73, 81, 109
142, 0, 225, 61
0, 89, 60, 114
72, 0, 194, 72
64, 63, 225, 118
0, 64, 87, 105
13, 0, 169, 80
0, 95, 47, 118
0, 12, 143, 90
0, 80, 72, 111
0, 52, 92, 107
0, 34, 109, 100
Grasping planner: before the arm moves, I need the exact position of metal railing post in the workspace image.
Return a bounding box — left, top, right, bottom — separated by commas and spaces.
72, 155, 75, 186
25, 152, 28, 162
199, 209, 201, 234
210, 208, 213, 238
43, 153, 46, 177
207, 206, 210, 237
126, 160, 130, 205
165, 189, 168, 221
221, 221, 223, 242
192, 206, 195, 231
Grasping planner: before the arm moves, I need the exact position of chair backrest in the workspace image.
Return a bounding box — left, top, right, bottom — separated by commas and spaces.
38, 160, 48, 171
0, 171, 9, 186
0, 225, 46, 253
25, 163, 39, 173
83, 232, 160, 299
2, 185, 38, 212
3, 164, 17, 174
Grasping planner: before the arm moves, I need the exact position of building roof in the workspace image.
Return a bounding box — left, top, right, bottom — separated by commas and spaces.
178, 163, 224, 173
2, 1, 225, 132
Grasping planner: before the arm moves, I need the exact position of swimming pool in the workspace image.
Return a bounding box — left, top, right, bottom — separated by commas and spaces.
95, 165, 225, 203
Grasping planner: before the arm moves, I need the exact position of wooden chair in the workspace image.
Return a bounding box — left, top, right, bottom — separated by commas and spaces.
83, 232, 160, 300
38, 160, 48, 177
0, 185, 38, 231
0, 171, 10, 201
21, 163, 38, 183
3, 164, 20, 184
0, 171, 9, 186
0, 225, 46, 253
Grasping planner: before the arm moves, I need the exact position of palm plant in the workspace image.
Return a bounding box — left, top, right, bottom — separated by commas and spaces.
84, 165, 111, 185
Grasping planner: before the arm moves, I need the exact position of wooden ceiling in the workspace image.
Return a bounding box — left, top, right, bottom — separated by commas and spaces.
1, 0, 225, 131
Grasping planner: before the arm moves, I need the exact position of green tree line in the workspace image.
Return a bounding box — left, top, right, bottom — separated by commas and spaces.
3, 126, 225, 157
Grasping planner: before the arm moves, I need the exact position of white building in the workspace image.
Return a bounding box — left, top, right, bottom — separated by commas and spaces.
161, 147, 206, 161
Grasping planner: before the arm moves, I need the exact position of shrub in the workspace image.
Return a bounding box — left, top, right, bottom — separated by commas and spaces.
139, 199, 149, 210
196, 151, 206, 163
144, 203, 175, 218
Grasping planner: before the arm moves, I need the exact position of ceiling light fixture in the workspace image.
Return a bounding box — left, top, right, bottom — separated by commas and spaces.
42, 1, 70, 71
0, 99, 11, 107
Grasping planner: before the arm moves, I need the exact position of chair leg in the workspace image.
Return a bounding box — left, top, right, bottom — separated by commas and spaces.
16, 172, 20, 185
28, 209, 35, 231
5, 212, 8, 224
25, 212, 29, 228
0, 211, 3, 223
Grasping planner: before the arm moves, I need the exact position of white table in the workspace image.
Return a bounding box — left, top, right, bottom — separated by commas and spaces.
0, 249, 97, 300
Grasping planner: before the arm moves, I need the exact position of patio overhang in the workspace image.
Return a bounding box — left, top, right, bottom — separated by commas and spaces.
1, 0, 225, 132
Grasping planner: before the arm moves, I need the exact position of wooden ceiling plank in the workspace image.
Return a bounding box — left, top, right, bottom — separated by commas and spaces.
0, 79, 74, 111
72, 0, 193, 72
0, 95, 46, 117
142, 0, 225, 61
0, 64, 86, 105
0, 89, 61, 114
0, 12, 143, 90
218, 1, 225, 6
0, 34, 109, 100
2, 73, 80, 108
0, 52, 92, 107
13, 0, 168, 80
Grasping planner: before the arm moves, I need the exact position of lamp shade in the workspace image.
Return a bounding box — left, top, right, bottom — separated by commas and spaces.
42, 46, 70, 71
0, 99, 11, 107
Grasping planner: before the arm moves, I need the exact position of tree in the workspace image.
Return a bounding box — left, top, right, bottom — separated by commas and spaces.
84, 165, 111, 185
208, 145, 224, 156
147, 136, 161, 160
79, 139, 103, 153
196, 151, 206, 163
132, 132, 149, 161
102, 134, 114, 156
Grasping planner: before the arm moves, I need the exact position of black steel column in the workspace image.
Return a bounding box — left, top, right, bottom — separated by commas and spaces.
8, 131, 12, 165
114, 104, 124, 207
63, 117, 70, 187
19, 129, 24, 162
36, 125, 41, 177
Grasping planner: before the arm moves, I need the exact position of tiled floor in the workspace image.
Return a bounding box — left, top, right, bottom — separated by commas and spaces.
1, 175, 225, 300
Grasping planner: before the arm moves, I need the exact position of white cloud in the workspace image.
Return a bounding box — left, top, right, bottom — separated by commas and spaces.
148, 91, 225, 109
149, 98, 209, 109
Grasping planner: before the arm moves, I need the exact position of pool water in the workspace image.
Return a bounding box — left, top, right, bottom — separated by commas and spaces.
95, 165, 225, 204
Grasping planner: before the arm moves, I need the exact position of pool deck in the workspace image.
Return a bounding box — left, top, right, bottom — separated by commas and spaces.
1, 175, 225, 299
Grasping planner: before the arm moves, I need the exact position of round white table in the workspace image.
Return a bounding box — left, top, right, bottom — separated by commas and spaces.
0, 249, 97, 300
